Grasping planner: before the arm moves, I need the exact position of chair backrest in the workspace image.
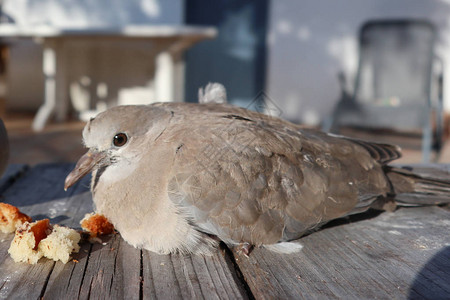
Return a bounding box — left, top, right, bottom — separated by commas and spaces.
339, 20, 436, 131
356, 20, 435, 105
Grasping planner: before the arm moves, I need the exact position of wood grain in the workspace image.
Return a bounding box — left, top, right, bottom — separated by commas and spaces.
142, 245, 248, 300
234, 206, 450, 299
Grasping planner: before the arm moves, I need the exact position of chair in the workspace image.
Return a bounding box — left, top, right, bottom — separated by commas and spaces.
323, 19, 444, 162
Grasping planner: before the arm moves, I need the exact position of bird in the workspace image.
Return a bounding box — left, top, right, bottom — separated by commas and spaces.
65, 92, 450, 255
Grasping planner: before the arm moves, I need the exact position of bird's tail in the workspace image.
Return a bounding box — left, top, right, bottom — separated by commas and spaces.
385, 165, 450, 206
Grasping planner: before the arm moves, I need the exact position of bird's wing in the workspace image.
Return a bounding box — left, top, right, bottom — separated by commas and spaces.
163, 103, 391, 245
327, 133, 402, 164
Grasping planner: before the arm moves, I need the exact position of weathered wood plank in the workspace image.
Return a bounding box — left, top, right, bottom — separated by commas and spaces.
0, 163, 91, 299
0, 255, 55, 299
234, 206, 450, 299
0, 164, 28, 195
75, 234, 141, 300
142, 245, 249, 299
42, 241, 93, 299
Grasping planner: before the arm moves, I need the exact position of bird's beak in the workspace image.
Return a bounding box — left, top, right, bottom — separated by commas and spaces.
64, 150, 106, 191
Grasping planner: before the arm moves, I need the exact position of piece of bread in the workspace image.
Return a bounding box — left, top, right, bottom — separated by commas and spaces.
8, 219, 81, 264
8, 219, 51, 264
80, 213, 114, 237
0, 202, 32, 233
39, 225, 81, 263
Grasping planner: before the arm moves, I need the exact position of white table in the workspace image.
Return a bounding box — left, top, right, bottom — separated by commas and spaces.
0, 25, 217, 130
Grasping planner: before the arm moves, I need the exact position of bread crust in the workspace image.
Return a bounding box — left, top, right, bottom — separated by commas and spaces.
0, 202, 32, 233
81, 213, 114, 237
8, 219, 81, 264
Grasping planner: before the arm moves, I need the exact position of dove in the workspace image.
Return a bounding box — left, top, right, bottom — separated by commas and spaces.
65, 102, 450, 255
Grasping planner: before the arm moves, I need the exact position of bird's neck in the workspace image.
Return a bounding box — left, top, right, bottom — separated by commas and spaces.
91, 143, 201, 253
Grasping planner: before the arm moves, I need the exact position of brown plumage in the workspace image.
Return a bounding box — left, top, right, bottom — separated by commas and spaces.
65, 102, 450, 255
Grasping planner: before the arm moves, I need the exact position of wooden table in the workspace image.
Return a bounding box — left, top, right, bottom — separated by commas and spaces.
0, 25, 217, 131
0, 163, 449, 299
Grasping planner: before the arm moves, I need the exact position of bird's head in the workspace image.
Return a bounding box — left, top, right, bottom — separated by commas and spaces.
64, 105, 171, 190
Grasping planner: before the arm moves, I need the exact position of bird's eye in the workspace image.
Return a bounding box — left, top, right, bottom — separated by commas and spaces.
113, 133, 128, 147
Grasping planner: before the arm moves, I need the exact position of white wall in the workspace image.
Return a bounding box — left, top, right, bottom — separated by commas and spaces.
3, 0, 182, 27
266, 0, 450, 125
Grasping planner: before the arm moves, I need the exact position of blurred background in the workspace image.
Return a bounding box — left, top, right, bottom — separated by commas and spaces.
1, 0, 450, 166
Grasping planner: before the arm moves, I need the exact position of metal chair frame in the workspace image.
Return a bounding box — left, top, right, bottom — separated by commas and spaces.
324, 19, 444, 162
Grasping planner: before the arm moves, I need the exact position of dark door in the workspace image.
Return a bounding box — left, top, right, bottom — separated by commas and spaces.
184, 0, 269, 108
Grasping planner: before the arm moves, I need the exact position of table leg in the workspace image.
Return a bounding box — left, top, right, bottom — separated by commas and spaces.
54, 41, 67, 123
32, 39, 67, 131
172, 52, 185, 102
155, 51, 174, 102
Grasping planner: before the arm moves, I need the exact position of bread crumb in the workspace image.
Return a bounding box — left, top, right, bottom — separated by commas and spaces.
39, 225, 81, 264
0, 202, 32, 233
8, 220, 49, 264
8, 219, 81, 264
80, 213, 114, 237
